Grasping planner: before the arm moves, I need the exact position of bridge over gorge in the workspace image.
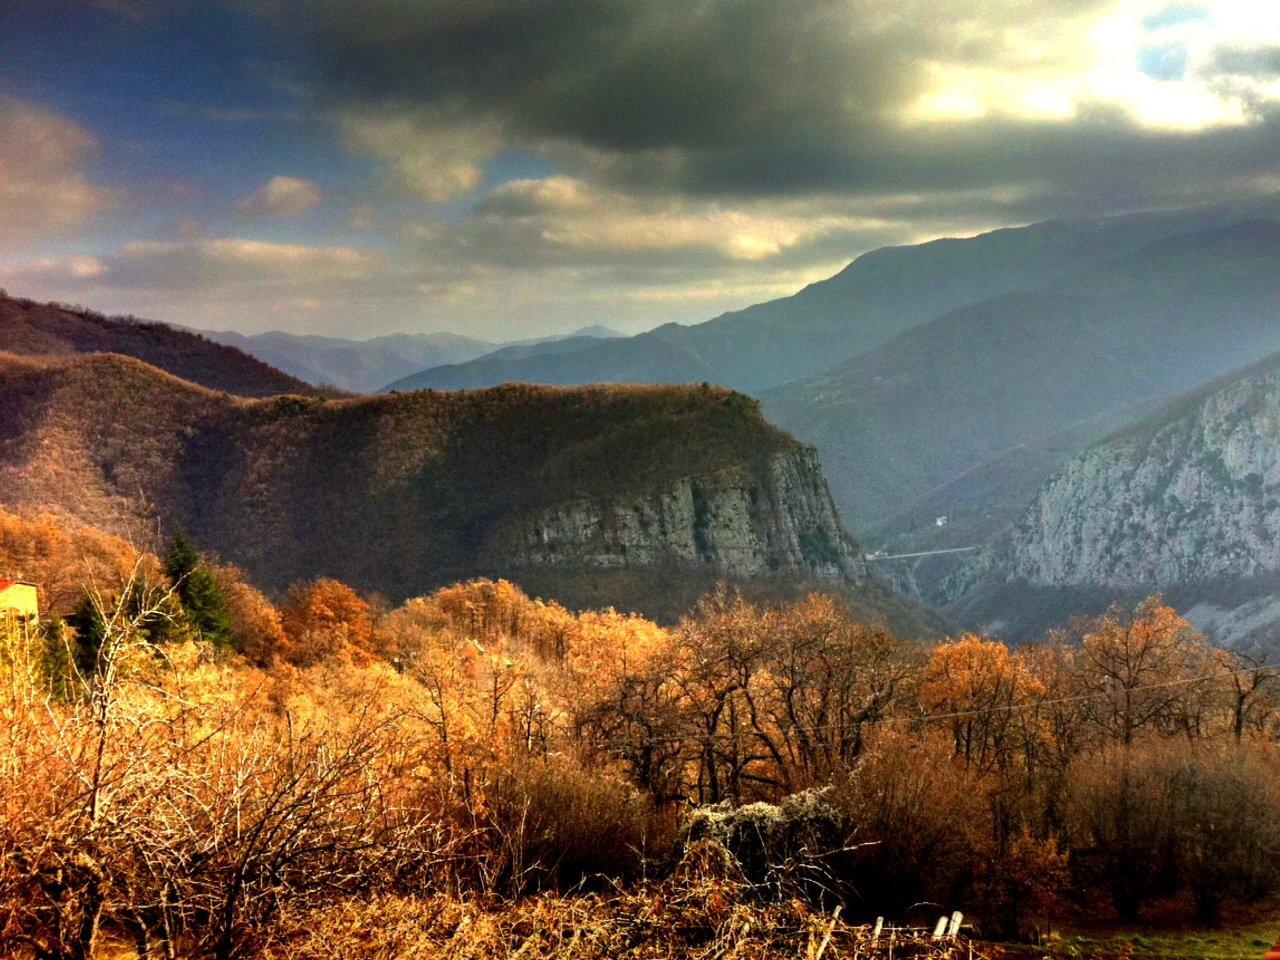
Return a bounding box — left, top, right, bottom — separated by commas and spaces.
864, 546, 978, 562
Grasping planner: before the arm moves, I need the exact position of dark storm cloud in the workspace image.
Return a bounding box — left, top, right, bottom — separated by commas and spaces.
662, 106, 1280, 207
245, 0, 1280, 217
269, 0, 914, 152
1211, 46, 1280, 78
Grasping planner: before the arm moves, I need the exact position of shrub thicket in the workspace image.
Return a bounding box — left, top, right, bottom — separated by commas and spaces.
3, 531, 1280, 957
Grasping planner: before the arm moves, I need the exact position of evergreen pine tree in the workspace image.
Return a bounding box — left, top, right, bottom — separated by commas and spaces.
71, 595, 106, 678
165, 531, 234, 647
40, 615, 77, 698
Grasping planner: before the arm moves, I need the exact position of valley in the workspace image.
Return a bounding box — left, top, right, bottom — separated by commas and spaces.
275, 206, 1280, 651
12, 206, 1280, 652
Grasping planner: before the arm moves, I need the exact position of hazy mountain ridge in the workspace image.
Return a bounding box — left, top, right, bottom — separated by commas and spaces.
763, 219, 1280, 544
0, 295, 320, 398
0, 350, 867, 616
207, 325, 627, 393
387, 206, 1261, 396
386, 329, 718, 392
203, 328, 499, 393
385, 330, 636, 392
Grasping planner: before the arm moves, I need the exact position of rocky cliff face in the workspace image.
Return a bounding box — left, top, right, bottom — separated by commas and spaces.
1007, 358, 1280, 588
511, 446, 865, 580
951, 354, 1280, 646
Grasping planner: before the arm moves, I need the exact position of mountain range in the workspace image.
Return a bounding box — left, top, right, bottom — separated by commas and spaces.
10, 201, 1280, 645
205, 324, 625, 393
766, 219, 1280, 534
372, 205, 1280, 608
387, 205, 1268, 397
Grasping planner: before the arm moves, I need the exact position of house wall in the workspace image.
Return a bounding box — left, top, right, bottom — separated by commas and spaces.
0, 584, 39, 620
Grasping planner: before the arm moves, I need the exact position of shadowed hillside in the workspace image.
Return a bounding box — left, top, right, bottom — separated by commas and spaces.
0, 351, 875, 616
0, 295, 321, 397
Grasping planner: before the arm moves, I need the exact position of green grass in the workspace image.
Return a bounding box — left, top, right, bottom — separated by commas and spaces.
995, 921, 1280, 959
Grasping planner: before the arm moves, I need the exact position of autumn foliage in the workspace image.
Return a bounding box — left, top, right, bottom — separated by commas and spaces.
2, 517, 1280, 958
278, 578, 376, 667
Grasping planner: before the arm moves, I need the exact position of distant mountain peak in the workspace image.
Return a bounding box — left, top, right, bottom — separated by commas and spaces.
564, 324, 626, 339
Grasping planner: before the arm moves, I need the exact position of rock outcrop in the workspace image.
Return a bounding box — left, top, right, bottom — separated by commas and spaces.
1007, 356, 1280, 588
514, 446, 864, 580
954, 353, 1280, 646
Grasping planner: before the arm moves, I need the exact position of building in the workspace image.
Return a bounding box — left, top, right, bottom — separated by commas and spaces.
0, 580, 39, 626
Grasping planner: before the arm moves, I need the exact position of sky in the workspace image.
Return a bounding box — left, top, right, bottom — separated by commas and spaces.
1, 0, 1279, 339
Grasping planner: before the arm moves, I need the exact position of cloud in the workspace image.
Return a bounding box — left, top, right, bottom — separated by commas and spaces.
446, 176, 902, 268
242, 0, 1280, 214
0, 236, 408, 335
0, 98, 117, 250
13, 0, 1280, 341
235, 175, 325, 218
0, 221, 854, 339
337, 108, 501, 202
104, 237, 371, 289
1211, 46, 1280, 77
3, 238, 373, 297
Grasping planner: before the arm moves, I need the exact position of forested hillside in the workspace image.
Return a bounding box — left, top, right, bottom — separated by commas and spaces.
0, 295, 320, 397
0, 351, 870, 617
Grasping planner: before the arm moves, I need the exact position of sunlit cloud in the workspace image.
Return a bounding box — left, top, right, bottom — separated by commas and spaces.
0, 98, 117, 251
337, 108, 502, 202
235, 175, 324, 219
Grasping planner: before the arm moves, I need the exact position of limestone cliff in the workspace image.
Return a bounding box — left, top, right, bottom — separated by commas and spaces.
1007, 357, 1280, 587
955, 353, 1280, 645
511, 446, 865, 580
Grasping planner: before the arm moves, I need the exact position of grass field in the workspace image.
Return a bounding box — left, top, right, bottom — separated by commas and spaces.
993, 921, 1280, 959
